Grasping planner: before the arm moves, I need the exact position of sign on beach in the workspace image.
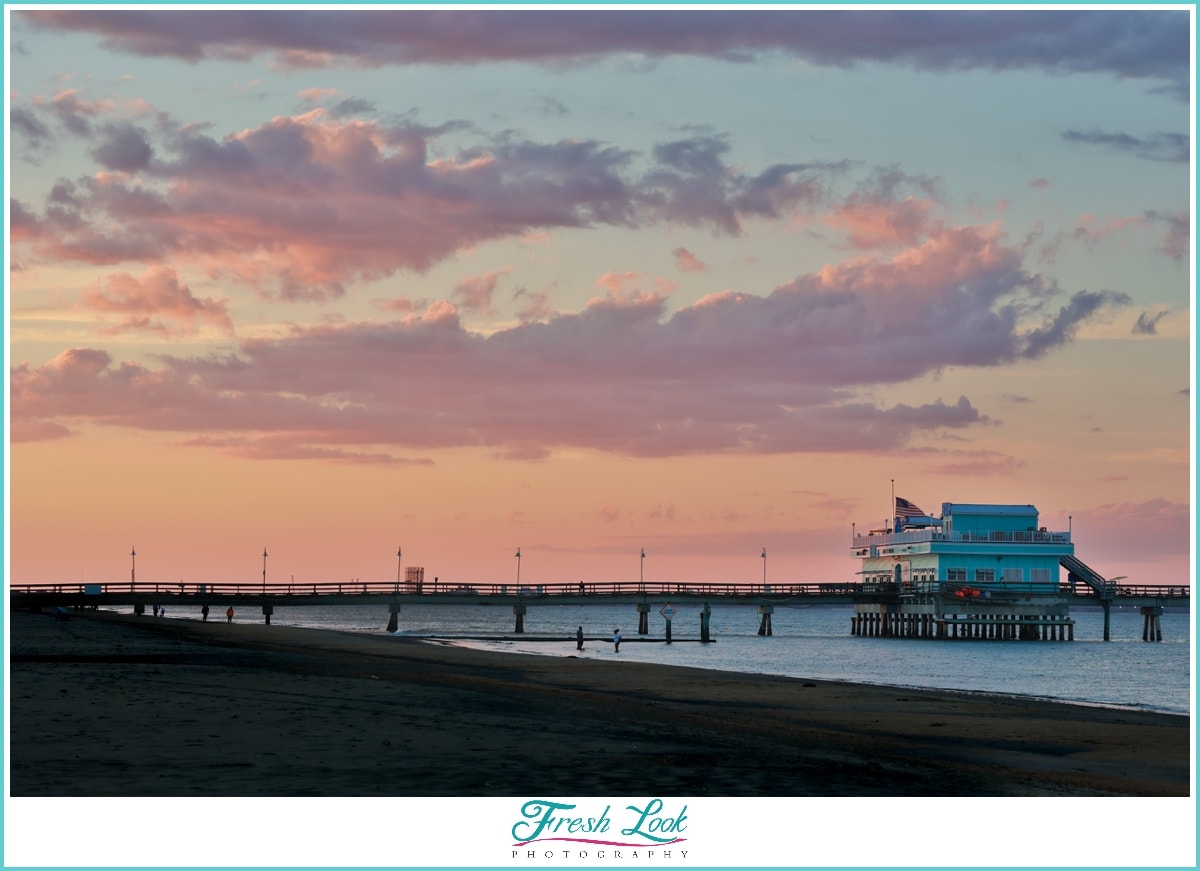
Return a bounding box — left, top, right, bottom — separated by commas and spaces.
659, 604, 677, 620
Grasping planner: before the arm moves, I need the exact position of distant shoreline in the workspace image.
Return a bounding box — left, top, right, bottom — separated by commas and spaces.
8, 609, 1191, 797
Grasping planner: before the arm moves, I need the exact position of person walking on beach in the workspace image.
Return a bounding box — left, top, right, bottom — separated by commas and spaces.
576, 626, 584, 651
226, 606, 234, 623
201, 604, 209, 622
613, 628, 621, 653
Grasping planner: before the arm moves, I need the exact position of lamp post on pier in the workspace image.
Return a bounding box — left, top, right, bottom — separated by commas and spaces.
130, 546, 136, 592
396, 545, 402, 592
640, 548, 645, 592
515, 548, 522, 587
262, 547, 268, 594
761, 547, 767, 588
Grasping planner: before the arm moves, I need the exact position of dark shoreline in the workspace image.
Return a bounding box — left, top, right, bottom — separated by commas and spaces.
8, 609, 1192, 797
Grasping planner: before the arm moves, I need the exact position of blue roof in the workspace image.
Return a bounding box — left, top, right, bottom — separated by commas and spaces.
941, 503, 1038, 515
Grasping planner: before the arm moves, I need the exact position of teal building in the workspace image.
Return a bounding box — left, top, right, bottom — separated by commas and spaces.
851, 502, 1073, 594
849, 501, 1104, 640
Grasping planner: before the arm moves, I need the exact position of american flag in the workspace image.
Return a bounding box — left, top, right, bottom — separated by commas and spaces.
895, 497, 925, 520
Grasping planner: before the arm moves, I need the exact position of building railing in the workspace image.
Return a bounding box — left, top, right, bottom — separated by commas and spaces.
853, 528, 1071, 550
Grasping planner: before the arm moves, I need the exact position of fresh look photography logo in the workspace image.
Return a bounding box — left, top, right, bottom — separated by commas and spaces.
511, 799, 688, 861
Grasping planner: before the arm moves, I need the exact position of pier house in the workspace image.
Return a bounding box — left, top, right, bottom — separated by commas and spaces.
851, 502, 1084, 640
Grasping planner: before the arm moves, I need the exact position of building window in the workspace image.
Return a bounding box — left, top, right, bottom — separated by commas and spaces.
1002, 568, 1023, 583
975, 568, 996, 583
1030, 568, 1051, 584
947, 568, 967, 582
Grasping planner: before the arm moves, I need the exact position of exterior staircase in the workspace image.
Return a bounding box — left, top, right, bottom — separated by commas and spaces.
1060, 554, 1115, 598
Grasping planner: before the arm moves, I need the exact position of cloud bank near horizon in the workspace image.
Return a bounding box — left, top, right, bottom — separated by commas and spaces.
12, 225, 1129, 461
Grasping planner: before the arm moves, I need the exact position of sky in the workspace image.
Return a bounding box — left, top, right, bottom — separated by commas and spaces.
5, 6, 1194, 589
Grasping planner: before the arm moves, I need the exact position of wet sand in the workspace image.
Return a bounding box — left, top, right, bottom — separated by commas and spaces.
7, 609, 1191, 797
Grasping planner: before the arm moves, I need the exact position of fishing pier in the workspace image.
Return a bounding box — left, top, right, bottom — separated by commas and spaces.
10, 576, 1188, 641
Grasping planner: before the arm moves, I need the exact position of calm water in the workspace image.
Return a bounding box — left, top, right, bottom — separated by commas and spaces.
149, 600, 1191, 715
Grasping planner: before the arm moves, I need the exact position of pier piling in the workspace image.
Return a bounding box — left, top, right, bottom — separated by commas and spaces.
1141, 606, 1164, 641
757, 604, 774, 636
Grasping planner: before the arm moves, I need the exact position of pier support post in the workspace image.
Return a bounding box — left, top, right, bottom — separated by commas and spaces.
637, 603, 651, 635
700, 602, 712, 643
1102, 601, 1112, 642
665, 618, 672, 644
513, 603, 527, 634
1141, 606, 1164, 641
386, 603, 401, 633
757, 604, 774, 636
262, 604, 273, 626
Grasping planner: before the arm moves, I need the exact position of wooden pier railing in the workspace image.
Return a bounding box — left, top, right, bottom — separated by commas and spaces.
8, 579, 1190, 602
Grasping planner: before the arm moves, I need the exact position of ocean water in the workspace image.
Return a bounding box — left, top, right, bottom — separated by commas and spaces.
147, 600, 1191, 715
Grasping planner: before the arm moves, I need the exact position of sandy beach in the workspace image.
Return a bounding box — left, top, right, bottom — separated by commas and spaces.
7, 609, 1190, 797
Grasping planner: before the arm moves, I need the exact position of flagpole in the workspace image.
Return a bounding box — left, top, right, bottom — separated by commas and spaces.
890, 479, 895, 532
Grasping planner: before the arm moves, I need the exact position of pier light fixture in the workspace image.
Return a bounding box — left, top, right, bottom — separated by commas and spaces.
761, 547, 767, 586
396, 545, 403, 589
262, 547, 268, 593
640, 548, 645, 590
515, 548, 522, 586
130, 547, 136, 592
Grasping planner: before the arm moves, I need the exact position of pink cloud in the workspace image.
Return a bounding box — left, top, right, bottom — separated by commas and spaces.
591, 271, 676, 307
672, 247, 707, 273
11, 219, 1127, 461
823, 197, 936, 250
452, 268, 512, 314
176, 435, 432, 465
297, 86, 342, 103
1145, 210, 1189, 261
14, 112, 829, 301
79, 266, 234, 335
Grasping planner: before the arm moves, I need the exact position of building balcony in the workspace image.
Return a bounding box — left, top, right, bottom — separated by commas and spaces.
852, 527, 1070, 555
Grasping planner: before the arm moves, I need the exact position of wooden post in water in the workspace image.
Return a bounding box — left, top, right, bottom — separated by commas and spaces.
1141, 606, 1164, 641
513, 603, 527, 634
700, 602, 712, 643
757, 604, 774, 636
262, 604, 273, 625
1102, 600, 1112, 642
637, 603, 650, 635
386, 603, 400, 633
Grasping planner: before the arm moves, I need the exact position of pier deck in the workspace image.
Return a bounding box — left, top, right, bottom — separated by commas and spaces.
10, 579, 1189, 611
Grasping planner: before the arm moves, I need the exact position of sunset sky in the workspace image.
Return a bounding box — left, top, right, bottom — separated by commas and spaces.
6, 7, 1193, 589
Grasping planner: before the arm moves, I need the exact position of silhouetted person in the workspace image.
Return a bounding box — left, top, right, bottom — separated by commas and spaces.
226, 606, 234, 623
613, 628, 621, 653
576, 626, 584, 650
201, 605, 209, 622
